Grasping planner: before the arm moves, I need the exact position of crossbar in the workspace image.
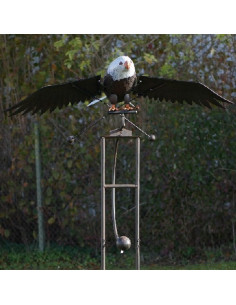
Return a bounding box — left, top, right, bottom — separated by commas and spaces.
104, 184, 137, 188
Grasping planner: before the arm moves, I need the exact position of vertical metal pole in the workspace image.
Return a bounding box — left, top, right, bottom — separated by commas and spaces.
34, 120, 45, 252
101, 137, 106, 270
135, 137, 140, 269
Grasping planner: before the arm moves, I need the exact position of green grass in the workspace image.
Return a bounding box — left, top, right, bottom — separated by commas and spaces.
0, 244, 100, 270
145, 261, 236, 270
1, 243, 236, 270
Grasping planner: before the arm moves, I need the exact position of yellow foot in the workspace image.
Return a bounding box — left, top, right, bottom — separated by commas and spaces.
122, 104, 134, 111
122, 104, 140, 111
109, 105, 118, 111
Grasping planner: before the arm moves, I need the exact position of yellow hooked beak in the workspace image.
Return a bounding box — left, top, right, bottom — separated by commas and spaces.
124, 61, 131, 70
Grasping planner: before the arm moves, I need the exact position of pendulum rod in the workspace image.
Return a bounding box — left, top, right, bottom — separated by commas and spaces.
112, 138, 119, 239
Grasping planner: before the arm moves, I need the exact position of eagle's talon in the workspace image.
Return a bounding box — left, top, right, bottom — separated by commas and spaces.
123, 104, 134, 111
109, 105, 118, 111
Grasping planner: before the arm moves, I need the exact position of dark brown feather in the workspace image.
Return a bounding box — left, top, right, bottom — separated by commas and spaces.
133, 76, 234, 108
6, 76, 101, 116
103, 74, 137, 102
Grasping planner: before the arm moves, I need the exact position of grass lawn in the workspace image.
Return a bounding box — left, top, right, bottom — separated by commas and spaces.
145, 261, 236, 270
1, 243, 236, 270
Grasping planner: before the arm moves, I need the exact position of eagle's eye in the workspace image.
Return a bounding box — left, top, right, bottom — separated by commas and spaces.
119, 61, 123, 65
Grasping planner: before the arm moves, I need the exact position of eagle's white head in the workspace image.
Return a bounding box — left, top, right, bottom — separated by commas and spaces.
107, 56, 135, 81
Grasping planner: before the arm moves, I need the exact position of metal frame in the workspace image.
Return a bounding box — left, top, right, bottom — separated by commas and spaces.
101, 133, 140, 270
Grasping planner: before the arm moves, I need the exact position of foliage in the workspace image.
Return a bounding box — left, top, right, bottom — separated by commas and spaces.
0, 35, 236, 262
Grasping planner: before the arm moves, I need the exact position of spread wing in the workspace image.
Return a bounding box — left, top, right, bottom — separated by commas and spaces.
6, 75, 102, 116
133, 76, 234, 109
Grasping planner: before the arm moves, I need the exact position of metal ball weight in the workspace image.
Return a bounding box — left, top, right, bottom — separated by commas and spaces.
149, 134, 156, 141
116, 236, 131, 251
67, 135, 75, 144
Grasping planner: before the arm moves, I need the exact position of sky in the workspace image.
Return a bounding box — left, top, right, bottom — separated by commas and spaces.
1, 0, 235, 34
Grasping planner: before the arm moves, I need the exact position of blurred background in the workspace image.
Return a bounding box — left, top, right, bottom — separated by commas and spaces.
0, 34, 236, 269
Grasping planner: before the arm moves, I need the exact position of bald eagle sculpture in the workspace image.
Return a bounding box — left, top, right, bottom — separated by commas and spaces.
6, 55, 234, 116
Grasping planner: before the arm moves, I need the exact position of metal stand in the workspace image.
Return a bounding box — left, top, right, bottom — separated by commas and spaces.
101, 125, 140, 270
